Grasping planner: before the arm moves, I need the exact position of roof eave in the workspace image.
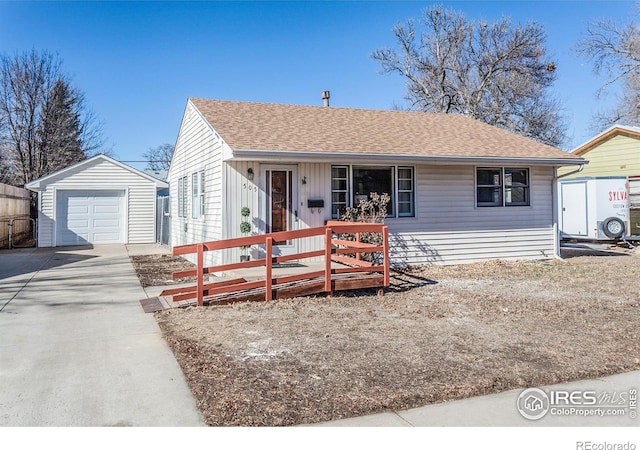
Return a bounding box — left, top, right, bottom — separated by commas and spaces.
25, 154, 169, 190
572, 124, 640, 155
226, 148, 587, 167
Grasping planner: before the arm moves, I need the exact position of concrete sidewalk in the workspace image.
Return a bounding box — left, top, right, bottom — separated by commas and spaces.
0, 245, 203, 426
313, 370, 640, 427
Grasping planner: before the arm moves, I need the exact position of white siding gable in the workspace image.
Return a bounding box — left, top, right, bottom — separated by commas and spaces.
169, 101, 225, 265
36, 157, 157, 246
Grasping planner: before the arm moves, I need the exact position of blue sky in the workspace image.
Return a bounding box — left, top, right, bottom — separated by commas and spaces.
0, 1, 636, 169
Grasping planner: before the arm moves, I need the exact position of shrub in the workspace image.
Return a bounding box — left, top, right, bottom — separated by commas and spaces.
336, 192, 389, 263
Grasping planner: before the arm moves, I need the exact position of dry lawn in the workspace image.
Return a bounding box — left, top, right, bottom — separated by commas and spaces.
137, 246, 640, 426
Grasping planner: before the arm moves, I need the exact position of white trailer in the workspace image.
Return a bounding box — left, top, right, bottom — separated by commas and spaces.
558, 177, 629, 241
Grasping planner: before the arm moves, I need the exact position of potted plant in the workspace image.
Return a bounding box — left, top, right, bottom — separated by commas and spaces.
240, 206, 251, 262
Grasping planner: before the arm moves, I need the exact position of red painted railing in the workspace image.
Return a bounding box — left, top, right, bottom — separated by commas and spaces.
160, 222, 390, 306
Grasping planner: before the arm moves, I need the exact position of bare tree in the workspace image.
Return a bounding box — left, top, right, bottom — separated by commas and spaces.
143, 143, 174, 172
0, 50, 104, 186
577, 14, 640, 130
372, 6, 566, 147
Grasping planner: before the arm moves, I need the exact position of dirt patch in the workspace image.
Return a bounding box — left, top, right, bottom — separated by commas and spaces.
130, 254, 196, 287
141, 246, 640, 426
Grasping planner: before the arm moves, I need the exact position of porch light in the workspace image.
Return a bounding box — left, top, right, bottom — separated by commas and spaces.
247, 168, 254, 181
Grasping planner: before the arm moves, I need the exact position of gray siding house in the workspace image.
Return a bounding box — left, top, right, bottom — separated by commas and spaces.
169, 98, 585, 265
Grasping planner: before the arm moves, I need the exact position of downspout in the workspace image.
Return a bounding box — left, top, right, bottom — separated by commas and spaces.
553, 164, 585, 261
556, 163, 585, 179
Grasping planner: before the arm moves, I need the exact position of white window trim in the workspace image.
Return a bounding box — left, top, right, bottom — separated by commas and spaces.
331, 165, 350, 219
199, 171, 205, 217
331, 164, 416, 219
191, 171, 205, 219
177, 176, 184, 218
397, 166, 415, 217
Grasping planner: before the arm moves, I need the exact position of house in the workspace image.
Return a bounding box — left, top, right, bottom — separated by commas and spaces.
559, 125, 640, 230
26, 154, 168, 247
524, 395, 544, 412
168, 97, 585, 266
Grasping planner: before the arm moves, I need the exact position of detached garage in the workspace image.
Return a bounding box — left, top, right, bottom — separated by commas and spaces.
26, 154, 168, 247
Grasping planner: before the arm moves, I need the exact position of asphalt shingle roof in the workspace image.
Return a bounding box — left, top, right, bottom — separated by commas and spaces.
190, 98, 581, 161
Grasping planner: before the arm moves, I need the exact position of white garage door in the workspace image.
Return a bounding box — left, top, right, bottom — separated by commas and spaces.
56, 190, 125, 246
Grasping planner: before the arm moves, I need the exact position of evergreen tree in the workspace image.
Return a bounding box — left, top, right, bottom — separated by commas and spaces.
38, 79, 85, 176
0, 50, 104, 186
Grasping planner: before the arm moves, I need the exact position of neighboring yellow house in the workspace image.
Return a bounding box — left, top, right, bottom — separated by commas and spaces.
558, 125, 640, 232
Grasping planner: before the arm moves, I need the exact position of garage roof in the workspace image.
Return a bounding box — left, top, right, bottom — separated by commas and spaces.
25, 154, 169, 190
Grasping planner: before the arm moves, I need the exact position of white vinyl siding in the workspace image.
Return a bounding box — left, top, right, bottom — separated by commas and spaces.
168, 101, 224, 265
388, 165, 554, 265
223, 161, 332, 263
224, 162, 554, 266
222, 161, 259, 263
307, 162, 554, 265
35, 158, 158, 247
220, 162, 554, 266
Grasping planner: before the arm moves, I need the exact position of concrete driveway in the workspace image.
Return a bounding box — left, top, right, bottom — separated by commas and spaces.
0, 245, 203, 426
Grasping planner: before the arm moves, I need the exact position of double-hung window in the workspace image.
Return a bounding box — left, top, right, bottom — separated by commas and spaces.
397, 167, 415, 217
476, 167, 530, 207
504, 168, 529, 206
177, 176, 188, 218
331, 166, 349, 219
331, 165, 415, 218
191, 171, 205, 219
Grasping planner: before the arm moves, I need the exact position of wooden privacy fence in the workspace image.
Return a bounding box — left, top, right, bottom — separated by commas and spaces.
0, 183, 33, 249
160, 221, 390, 306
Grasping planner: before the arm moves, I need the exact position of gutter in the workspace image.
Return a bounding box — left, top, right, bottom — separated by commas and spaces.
226, 149, 588, 167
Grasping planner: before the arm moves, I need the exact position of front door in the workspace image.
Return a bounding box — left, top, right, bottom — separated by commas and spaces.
263, 166, 298, 256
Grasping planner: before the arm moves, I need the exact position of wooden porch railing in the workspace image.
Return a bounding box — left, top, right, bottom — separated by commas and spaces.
159, 221, 390, 306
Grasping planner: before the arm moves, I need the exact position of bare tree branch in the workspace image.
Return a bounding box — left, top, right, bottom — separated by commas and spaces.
143, 143, 174, 172
0, 49, 106, 186
372, 6, 566, 147
577, 10, 640, 130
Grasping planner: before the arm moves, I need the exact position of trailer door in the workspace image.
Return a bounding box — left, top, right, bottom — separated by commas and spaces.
561, 181, 588, 237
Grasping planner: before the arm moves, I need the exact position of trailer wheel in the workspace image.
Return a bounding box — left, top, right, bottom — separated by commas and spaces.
602, 217, 626, 239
